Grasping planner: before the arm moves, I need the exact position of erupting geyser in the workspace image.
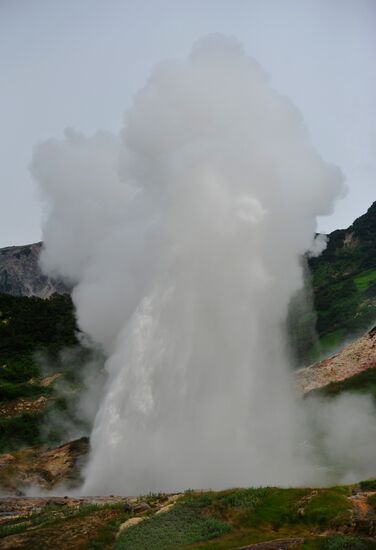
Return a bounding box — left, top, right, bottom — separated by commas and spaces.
32, 35, 376, 494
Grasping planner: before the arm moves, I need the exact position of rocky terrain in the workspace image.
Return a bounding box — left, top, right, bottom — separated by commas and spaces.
296, 326, 376, 395
0, 438, 88, 493
0, 242, 69, 298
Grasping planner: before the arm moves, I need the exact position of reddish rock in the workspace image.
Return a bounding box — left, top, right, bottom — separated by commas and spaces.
295, 327, 376, 395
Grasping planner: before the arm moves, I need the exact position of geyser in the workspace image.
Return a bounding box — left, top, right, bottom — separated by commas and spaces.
32, 35, 373, 494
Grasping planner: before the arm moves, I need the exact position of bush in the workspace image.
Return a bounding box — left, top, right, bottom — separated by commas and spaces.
114, 497, 231, 550
360, 479, 376, 491
303, 488, 351, 528
322, 535, 368, 549
0, 381, 52, 401
0, 412, 43, 451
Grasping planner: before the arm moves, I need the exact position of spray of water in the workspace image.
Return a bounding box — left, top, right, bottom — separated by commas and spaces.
31, 35, 376, 494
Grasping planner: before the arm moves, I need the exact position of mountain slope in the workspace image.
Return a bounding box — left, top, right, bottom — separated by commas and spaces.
0, 292, 92, 454
296, 326, 376, 395
309, 201, 376, 353
0, 242, 69, 298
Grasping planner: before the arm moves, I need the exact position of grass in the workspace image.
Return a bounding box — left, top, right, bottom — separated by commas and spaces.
302, 536, 376, 549
311, 368, 376, 403
314, 269, 376, 343
114, 494, 232, 550
0, 352, 52, 408
236, 488, 309, 529
354, 268, 376, 292
300, 246, 376, 362
0, 292, 98, 453
85, 514, 130, 549
367, 493, 376, 511
0, 502, 119, 539
113, 487, 354, 550
0, 395, 89, 453
360, 479, 376, 491
228, 486, 350, 533
0, 380, 52, 401
301, 487, 351, 527
317, 329, 346, 355
304, 328, 346, 363
0, 353, 40, 384
0, 411, 44, 451
0, 487, 371, 549
0, 345, 97, 454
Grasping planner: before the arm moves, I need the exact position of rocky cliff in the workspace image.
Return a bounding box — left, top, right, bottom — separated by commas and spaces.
0, 242, 69, 298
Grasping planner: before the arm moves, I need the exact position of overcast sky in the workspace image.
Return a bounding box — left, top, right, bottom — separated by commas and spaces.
0, 0, 375, 247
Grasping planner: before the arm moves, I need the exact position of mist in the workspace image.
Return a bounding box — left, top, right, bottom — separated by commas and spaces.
31, 35, 376, 494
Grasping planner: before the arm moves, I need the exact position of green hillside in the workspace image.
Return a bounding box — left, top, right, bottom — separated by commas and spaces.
310, 201, 376, 350
0, 293, 92, 452
290, 201, 376, 363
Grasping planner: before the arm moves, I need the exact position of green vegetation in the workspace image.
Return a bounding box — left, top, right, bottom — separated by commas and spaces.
0, 293, 79, 404
0, 400, 88, 452
114, 493, 231, 550
0, 292, 78, 355
313, 329, 346, 357
310, 201, 376, 287
0, 487, 373, 549
311, 368, 376, 403
290, 201, 376, 363
114, 487, 353, 550
0, 411, 44, 451
0, 353, 39, 383
360, 479, 376, 491
367, 493, 376, 511
302, 536, 376, 549
354, 269, 376, 292
302, 487, 350, 527
0, 501, 120, 539
311, 204, 376, 334
0, 292, 101, 452
86, 514, 130, 550
0, 379, 52, 401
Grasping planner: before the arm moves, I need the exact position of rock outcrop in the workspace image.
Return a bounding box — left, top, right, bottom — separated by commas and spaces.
0, 242, 69, 298
0, 437, 89, 492
296, 326, 376, 395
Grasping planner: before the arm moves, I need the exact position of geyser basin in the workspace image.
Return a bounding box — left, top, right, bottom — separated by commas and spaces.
32, 35, 376, 494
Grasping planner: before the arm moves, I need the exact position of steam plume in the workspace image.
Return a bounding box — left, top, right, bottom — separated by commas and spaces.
31, 35, 375, 494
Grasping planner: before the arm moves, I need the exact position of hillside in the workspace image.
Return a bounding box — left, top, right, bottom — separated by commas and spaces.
0, 292, 94, 456
296, 326, 376, 396
0, 485, 376, 549
0, 242, 69, 298
309, 201, 376, 354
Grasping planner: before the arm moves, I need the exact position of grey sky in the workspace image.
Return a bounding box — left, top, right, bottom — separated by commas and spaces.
0, 0, 375, 247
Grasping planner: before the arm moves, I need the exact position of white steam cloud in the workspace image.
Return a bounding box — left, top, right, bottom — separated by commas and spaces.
308, 233, 328, 258
31, 35, 375, 494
